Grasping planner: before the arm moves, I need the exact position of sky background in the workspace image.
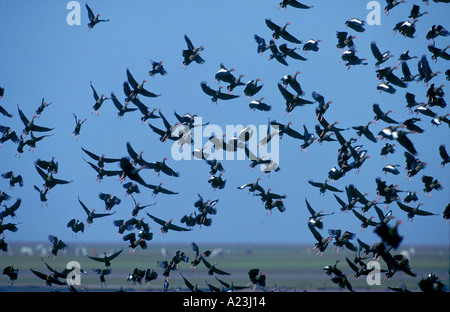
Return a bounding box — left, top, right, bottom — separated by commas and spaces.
0, 0, 448, 250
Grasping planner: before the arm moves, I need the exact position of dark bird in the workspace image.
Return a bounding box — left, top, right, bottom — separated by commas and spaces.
47, 235, 68, 261
34, 184, 49, 207
323, 260, 346, 278
190, 242, 211, 270
200, 81, 239, 104
126, 68, 160, 100
439, 145, 450, 167
98, 193, 121, 211
254, 34, 270, 55
147, 182, 178, 197
3, 265, 18, 284
119, 157, 151, 187
123, 232, 149, 253
35, 165, 72, 192
237, 178, 265, 196
0, 192, 11, 206
402, 117, 424, 133
426, 25, 449, 44
265, 19, 302, 44
308, 179, 343, 195
84, 159, 122, 182
428, 44, 450, 62
146, 213, 191, 235
78, 196, 115, 226
409, 4, 429, 19
336, 31, 357, 50
208, 174, 227, 190
373, 104, 398, 124
352, 122, 377, 143
180, 272, 203, 292
305, 198, 334, 230
374, 220, 403, 248
81, 147, 121, 169
93, 268, 111, 288
398, 50, 418, 64
352, 209, 379, 230
249, 97, 271, 112
131, 98, 159, 123
35, 157, 58, 174
87, 249, 123, 268
384, 0, 406, 15
149, 60, 167, 77
279, 43, 307, 61
85, 3, 109, 30
111, 92, 137, 118
277, 83, 313, 114
303, 39, 321, 53
0, 126, 20, 147
146, 158, 180, 178
279, 0, 313, 10
72, 113, 86, 140
281, 71, 304, 95
30, 269, 66, 287
1, 171, 23, 190
0, 221, 18, 236
268, 40, 289, 66
328, 229, 357, 252
215, 63, 237, 84
90, 81, 110, 115
397, 202, 438, 221
66, 219, 84, 237
418, 55, 441, 85
330, 275, 354, 292
247, 268, 266, 291
404, 92, 423, 113
243, 79, 264, 99
18, 105, 53, 137
308, 222, 332, 255
422, 175, 443, 196
0, 198, 21, 220
201, 258, 230, 276
345, 18, 366, 32
205, 159, 225, 177
182, 34, 205, 69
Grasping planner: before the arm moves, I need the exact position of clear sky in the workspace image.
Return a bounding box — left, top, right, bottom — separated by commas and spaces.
0, 0, 448, 250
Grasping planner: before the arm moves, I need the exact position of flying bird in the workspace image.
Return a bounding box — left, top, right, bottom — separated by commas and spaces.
85, 3, 109, 30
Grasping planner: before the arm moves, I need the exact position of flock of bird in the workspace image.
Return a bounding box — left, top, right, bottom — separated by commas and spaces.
1, 1, 449, 292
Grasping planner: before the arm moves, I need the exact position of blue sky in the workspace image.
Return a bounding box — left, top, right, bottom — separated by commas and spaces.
0, 0, 448, 250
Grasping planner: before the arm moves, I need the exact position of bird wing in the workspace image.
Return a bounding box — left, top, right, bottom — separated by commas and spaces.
305, 198, 316, 216
35, 165, 49, 181
345, 257, 360, 273
126, 68, 139, 89
126, 142, 139, 162
370, 42, 383, 61
307, 222, 323, 242
85, 4, 95, 22
110, 93, 124, 111
78, 197, 91, 215
146, 213, 166, 227
30, 269, 49, 281
184, 34, 194, 51
265, 19, 280, 32
439, 145, 449, 161
148, 123, 166, 137
107, 249, 123, 261
17, 105, 29, 127
167, 221, 191, 232
200, 81, 217, 97
281, 30, 302, 44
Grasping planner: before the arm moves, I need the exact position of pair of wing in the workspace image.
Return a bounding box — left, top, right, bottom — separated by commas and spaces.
146, 213, 190, 232
78, 197, 115, 219
88, 249, 123, 263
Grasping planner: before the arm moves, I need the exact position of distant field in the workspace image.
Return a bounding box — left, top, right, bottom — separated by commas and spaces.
0, 242, 448, 292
